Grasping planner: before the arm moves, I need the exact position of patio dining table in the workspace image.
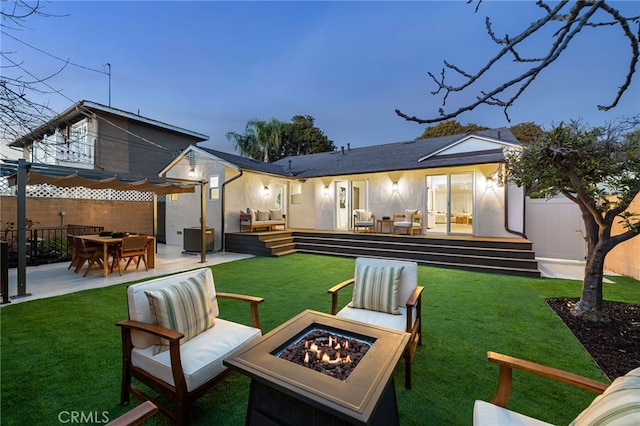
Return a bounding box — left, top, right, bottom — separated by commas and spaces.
77, 235, 156, 277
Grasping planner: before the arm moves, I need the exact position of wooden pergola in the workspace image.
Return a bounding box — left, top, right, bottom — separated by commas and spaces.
2, 159, 206, 300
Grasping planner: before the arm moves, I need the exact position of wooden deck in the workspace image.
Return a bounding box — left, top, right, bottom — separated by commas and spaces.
225, 229, 540, 278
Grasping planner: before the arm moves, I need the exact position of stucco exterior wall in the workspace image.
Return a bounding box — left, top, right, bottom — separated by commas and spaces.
164, 151, 225, 250
604, 193, 640, 280
224, 171, 289, 232
283, 163, 519, 237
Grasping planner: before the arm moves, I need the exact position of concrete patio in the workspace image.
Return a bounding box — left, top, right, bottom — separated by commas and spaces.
3, 243, 253, 305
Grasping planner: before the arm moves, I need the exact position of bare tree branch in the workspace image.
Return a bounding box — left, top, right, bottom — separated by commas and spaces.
1, 1, 65, 144
396, 0, 640, 124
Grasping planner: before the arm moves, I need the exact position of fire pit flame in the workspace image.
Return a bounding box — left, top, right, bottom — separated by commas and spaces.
276, 327, 372, 380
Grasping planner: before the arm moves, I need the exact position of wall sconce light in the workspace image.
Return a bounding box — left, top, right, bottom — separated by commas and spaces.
188, 167, 195, 178
263, 186, 270, 197
486, 176, 495, 190
392, 181, 399, 192
323, 186, 329, 196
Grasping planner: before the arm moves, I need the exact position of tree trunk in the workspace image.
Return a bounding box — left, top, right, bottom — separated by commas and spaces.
570, 245, 610, 322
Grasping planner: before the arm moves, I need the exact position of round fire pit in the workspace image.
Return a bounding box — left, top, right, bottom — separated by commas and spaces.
276, 328, 371, 380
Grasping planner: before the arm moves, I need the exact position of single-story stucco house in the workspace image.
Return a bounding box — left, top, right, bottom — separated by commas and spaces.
160, 128, 525, 251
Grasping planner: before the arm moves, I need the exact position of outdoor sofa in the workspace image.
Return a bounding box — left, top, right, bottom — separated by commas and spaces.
239, 208, 286, 232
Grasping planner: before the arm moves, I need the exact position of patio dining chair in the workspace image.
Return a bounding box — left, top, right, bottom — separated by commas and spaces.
111, 236, 149, 276
67, 234, 78, 270
74, 237, 105, 277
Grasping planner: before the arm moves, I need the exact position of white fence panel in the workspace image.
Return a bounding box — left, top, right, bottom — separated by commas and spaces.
526, 197, 586, 260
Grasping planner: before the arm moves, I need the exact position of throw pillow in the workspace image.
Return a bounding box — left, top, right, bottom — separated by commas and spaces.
247, 208, 256, 221
256, 210, 270, 221
350, 264, 404, 314
570, 367, 640, 425
357, 210, 371, 221
405, 209, 418, 222
145, 273, 215, 353
270, 209, 283, 220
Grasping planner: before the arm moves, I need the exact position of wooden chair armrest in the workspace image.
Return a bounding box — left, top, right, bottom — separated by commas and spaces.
393, 214, 405, 220
116, 320, 188, 394
327, 278, 355, 315
217, 292, 265, 331
239, 213, 252, 221
106, 401, 158, 426
487, 351, 609, 408
116, 319, 184, 341
405, 285, 424, 308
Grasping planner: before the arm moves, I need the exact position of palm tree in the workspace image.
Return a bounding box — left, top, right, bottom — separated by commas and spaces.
226, 118, 284, 162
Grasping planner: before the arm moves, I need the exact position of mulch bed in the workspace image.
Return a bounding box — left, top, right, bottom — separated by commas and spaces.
546, 298, 640, 380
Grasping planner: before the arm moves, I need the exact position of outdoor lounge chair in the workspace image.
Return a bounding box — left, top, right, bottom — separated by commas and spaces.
353, 209, 375, 233
474, 351, 640, 425
328, 257, 423, 389
393, 209, 422, 235
116, 268, 264, 425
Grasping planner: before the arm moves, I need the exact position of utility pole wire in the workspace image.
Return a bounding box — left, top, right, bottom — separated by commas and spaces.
1, 30, 109, 75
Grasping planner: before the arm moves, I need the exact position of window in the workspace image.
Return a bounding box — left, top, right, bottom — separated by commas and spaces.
290, 182, 302, 205
209, 175, 219, 200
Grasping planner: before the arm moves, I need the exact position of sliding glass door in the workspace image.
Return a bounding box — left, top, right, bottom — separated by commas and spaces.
426, 173, 473, 235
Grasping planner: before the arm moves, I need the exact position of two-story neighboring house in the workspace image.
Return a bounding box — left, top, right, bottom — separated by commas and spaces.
9, 100, 209, 180
3, 100, 208, 243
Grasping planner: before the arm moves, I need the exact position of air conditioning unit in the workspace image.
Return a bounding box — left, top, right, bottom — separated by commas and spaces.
183, 227, 214, 252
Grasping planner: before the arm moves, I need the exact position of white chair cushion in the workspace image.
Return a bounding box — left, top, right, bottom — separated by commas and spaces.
131, 318, 261, 392
355, 221, 374, 226
354, 258, 417, 307
350, 264, 403, 314
393, 221, 412, 227
473, 400, 553, 426
570, 367, 640, 425
127, 269, 220, 349
337, 305, 417, 332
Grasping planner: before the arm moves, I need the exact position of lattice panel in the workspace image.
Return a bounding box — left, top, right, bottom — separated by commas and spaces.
0, 177, 9, 195
0, 177, 165, 202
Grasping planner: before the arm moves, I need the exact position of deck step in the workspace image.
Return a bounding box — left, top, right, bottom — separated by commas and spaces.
224, 230, 540, 277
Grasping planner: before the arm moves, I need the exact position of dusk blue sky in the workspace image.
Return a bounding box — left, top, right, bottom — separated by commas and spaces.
3, 1, 639, 156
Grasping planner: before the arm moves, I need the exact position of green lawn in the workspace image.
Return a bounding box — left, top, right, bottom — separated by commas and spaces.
1, 254, 638, 425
